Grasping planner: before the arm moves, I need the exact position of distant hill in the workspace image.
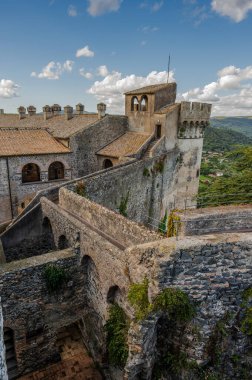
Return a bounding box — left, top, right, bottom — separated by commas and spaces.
210, 117, 252, 138
203, 126, 252, 152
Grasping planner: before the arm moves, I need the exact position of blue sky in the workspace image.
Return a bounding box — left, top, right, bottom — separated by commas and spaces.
1, 0, 252, 115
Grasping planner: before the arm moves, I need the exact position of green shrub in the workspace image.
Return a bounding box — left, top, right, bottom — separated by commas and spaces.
128, 279, 195, 323
119, 191, 129, 217
158, 210, 168, 235
154, 160, 164, 173
143, 167, 150, 177
128, 278, 150, 320
241, 288, 252, 336
105, 304, 129, 368
167, 210, 181, 237
152, 288, 195, 322
75, 181, 86, 197
44, 264, 68, 293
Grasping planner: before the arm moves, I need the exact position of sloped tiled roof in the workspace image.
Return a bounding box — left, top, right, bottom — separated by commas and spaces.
155, 103, 180, 114
97, 132, 151, 158
0, 113, 99, 139
0, 128, 70, 157
124, 83, 176, 95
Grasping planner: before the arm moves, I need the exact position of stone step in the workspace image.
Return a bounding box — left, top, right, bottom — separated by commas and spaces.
56, 330, 71, 341
7, 358, 18, 371
5, 340, 14, 350
6, 349, 16, 360
4, 331, 13, 341
8, 367, 18, 380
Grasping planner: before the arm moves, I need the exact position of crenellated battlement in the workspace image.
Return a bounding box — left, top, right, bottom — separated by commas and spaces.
180, 101, 212, 121
178, 101, 211, 139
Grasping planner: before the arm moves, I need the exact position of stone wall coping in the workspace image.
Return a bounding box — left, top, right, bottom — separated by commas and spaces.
126, 232, 252, 258
59, 188, 161, 244
177, 204, 252, 220
0, 248, 74, 275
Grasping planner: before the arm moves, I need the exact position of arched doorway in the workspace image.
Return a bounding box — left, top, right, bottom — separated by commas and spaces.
48, 161, 64, 181
58, 235, 69, 250
42, 217, 56, 251
107, 285, 122, 304
22, 163, 40, 183
155, 124, 162, 139
103, 159, 113, 169
4, 327, 18, 379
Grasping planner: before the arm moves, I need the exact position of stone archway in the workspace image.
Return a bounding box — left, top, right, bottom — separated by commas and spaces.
58, 235, 69, 250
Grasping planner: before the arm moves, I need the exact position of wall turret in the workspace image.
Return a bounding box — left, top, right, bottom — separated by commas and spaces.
17, 106, 26, 120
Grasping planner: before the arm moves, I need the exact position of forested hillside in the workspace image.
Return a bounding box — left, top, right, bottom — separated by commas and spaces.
203, 126, 252, 152
199, 123, 252, 206
211, 117, 252, 138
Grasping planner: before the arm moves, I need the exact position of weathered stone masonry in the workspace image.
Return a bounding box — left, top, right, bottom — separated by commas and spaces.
1, 186, 252, 379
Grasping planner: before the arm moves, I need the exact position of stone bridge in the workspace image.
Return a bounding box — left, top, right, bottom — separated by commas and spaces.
0, 188, 252, 379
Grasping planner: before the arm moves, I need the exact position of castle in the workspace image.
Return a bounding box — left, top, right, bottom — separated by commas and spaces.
0, 83, 251, 380
0, 82, 211, 226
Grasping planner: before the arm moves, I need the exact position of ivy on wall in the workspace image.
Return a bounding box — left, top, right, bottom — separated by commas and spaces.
105, 304, 129, 368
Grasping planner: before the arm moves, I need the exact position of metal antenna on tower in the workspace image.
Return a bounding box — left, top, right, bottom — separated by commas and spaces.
167, 54, 171, 83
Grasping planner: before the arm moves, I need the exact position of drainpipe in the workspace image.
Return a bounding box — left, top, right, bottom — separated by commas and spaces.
6, 157, 14, 219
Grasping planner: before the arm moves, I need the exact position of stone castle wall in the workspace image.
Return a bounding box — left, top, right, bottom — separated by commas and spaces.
58, 188, 161, 247
70, 115, 128, 177
125, 233, 252, 379
178, 205, 252, 236
66, 150, 179, 226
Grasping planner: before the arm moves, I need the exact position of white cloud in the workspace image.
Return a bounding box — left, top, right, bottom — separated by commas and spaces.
79, 68, 93, 79
0, 79, 20, 98
31, 60, 74, 80
211, 0, 252, 22
87, 0, 122, 16
152, 1, 164, 12
87, 69, 175, 113
139, 26, 159, 33
97, 65, 109, 77
76, 45, 94, 58
68, 5, 77, 17
181, 65, 252, 116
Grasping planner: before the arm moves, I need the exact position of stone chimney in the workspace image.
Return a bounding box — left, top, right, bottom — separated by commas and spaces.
76, 103, 84, 115
27, 105, 36, 117
97, 103, 106, 119
64, 105, 73, 120
52, 104, 61, 116
0, 109, 4, 115
43, 105, 52, 121
17, 106, 26, 120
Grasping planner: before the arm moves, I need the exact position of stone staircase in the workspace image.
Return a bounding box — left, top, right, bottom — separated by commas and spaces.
4, 328, 18, 379
143, 138, 158, 158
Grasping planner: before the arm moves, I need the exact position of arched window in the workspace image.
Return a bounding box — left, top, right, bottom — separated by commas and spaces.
103, 159, 113, 169
140, 95, 148, 111
22, 163, 40, 183
48, 161, 64, 181
131, 96, 139, 111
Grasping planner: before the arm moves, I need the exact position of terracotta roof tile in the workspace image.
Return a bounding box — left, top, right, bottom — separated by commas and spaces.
155, 103, 180, 114
0, 113, 99, 138
124, 82, 176, 95
97, 132, 151, 158
0, 128, 70, 156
